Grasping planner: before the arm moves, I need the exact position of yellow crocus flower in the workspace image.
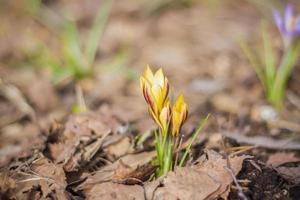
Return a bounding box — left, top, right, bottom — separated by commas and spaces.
140, 66, 169, 116
172, 94, 188, 137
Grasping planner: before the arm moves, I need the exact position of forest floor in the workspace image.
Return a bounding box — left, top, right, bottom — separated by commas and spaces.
0, 0, 300, 199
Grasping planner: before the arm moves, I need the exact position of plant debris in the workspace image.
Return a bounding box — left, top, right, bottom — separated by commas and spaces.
1, 0, 300, 199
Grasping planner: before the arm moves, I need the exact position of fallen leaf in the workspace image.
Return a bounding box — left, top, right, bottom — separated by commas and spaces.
48, 112, 112, 171
6, 157, 69, 200
0, 172, 16, 193
25, 77, 59, 112
78, 151, 156, 190
112, 160, 156, 185
30, 158, 67, 199
211, 93, 244, 115
0, 83, 35, 120
64, 112, 111, 138
151, 150, 249, 200
194, 150, 249, 199
106, 136, 132, 158
84, 182, 144, 200
112, 96, 147, 122
275, 166, 300, 184
267, 152, 300, 167
31, 158, 66, 185
222, 131, 300, 150
153, 168, 220, 200
0, 123, 43, 168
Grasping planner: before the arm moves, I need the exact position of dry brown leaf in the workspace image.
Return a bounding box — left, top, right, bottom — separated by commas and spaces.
112, 96, 147, 122
106, 136, 132, 158
275, 166, 300, 184
0, 172, 16, 193
30, 158, 67, 199
112, 160, 156, 184
222, 131, 300, 150
84, 182, 144, 200
144, 179, 162, 200
49, 112, 113, 172
6, 157, 69, 200
25, 77, 59, 112
31, 158, 66, 185
0, 83, 35, 120
151, 150, 248, 200
267, 152, 300, 167
153, 167, 220, 200
113, 160, 133, 180
64, 112, 111, 138
0, 123, 43, 168
78, 151, 156, 190
211, 93, 244, 115
193, 150, 249, 199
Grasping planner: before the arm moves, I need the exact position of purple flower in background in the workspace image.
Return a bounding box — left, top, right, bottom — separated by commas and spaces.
273, 3, 300, 46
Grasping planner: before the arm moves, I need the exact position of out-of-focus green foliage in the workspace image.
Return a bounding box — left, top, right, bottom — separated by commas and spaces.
32, 0, 113, 83
240, 23, 300, 109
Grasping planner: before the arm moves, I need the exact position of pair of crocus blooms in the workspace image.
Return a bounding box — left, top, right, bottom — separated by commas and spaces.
140, 66, 188, 137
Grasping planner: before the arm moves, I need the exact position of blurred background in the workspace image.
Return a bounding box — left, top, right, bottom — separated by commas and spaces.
1, 0, 300, 159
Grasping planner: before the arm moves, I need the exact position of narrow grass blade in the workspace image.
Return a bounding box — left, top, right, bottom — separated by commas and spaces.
179, 114, 210, 167
85, 0, 113, 66
62, 21, 85, 72
272, 44, 300, 108
163, 140, 174, 176
262, 24, 276, 96
239, 38, 266, 90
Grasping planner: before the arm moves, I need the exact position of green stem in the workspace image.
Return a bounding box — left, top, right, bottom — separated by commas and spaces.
179, 114, 209, 167
269, 44, 300, 109
165, 139, 174, 174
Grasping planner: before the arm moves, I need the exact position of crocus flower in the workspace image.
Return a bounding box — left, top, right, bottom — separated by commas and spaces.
273, 3, 300, 46
152, 101, 172, 134
171, 95, 188, 137
140, 66, 169, 116
140, 66, 170, 132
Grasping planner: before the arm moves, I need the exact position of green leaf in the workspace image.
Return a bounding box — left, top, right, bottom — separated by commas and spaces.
62, 20, 86, 73
262, 24, 276, 97
179, 114, 210, 167
239, 38, 266, 90
271, 44, 300, 108
85, 0, 113, 66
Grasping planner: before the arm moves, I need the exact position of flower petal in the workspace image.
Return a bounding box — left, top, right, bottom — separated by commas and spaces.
273, 9, 285, 34
285, 3, 294, 27
292, 14, 300, 35
153, 68, 165, 87
144, 65, 154, 82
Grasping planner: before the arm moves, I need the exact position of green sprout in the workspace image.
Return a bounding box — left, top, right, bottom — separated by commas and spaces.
240, 22, 300, 110
140, 66, 209, 177
33, 0, 113, 83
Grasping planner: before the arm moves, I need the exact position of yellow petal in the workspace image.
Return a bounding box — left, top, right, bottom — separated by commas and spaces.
151, 85, 164, 111
153, 68, 165, 87
172, 110, 181, 136
140, 77, 154, 108
149, 107, 163, 130
144, 65, 154, 82
159, 108, 169, 133
171, 94, 188, 136
174, 95, 185, 110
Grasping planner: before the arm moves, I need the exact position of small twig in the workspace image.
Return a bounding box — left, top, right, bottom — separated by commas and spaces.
229, 146, 255, 156
75, 84, 88, 112
224, 165, 248, 200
